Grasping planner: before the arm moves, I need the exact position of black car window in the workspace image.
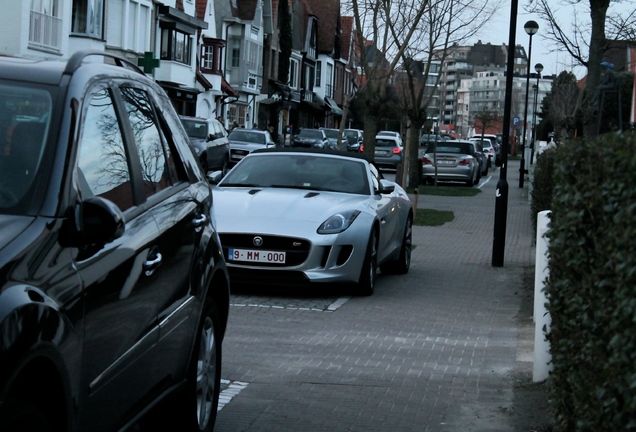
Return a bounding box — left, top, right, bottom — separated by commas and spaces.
299, 129, 321, 139
121, 87, 173, 198
230, 130, 265, 144
0, 84, 51, 211
77, 87, 134, 211
376, 139, 397, 148
181, 119, 207, 139
322, 129, 338, 139
429, 143, 471, 154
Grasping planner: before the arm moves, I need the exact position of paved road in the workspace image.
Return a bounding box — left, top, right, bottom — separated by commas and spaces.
215, 161, 540, 432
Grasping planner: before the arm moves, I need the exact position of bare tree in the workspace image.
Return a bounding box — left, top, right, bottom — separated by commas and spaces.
341, 0, 430, 159
390, 0, 501, 187
526, 0, 636, 137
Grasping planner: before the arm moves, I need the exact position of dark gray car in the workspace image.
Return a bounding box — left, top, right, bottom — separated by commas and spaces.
292, 128, 329, 149
180, 115, 230, 174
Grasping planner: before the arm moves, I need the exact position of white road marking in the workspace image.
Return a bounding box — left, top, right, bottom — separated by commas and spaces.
218, 380, 249, 411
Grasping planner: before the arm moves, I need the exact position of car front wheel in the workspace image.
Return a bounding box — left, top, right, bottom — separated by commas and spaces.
356, 229, 377, 296
380, 215, 412, 275
145, 300, 222, 432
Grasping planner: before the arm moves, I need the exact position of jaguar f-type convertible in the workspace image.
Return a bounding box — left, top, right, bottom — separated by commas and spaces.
211, 148, 413, 295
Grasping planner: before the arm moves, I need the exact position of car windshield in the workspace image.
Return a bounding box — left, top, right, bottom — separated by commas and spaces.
376, 138, 398, 148
229, 130, 266, 144
420, 134, 441, 144
426, 142, 472, 155
322, 129, 339, 139
181, 119, 208, 139
298, 129, 322, 139
219, 153, 370, 195
0, 83, 52, 213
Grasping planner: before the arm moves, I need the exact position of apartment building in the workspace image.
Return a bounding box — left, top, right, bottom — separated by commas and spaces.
434, 41, 529, 136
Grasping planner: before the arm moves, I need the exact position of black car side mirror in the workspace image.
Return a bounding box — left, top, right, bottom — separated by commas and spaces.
61, 196, 125, 248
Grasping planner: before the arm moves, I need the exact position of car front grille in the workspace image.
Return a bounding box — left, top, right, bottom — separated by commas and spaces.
220, 233, 310, 267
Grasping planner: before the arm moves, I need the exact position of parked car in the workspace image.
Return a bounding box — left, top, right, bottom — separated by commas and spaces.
319, 127, 341, 150
210, 147, 413, 296
421, 140, 480, 186
371, 134, 404, 170
0, 52, 230, 432
377, 130, 401, 139
419, 133, 443, 146
228, 128, 276, 166
472, 133, 501, 163
291, 128, 329, 149
343, 128, 364, 152
180, 115, 230, 174
467, 140, 489, 176
469, 137, 496, 168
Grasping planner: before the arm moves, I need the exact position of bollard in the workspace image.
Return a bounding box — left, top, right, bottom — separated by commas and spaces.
533, 210, 552, 382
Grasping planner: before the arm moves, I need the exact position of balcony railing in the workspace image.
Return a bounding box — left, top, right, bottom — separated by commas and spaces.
30, 10, 62, 52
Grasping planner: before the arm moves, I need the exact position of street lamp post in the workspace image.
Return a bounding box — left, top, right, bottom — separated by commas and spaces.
530, 63, 543, 165
492, 0, 520, 267
519, 20, 539, 188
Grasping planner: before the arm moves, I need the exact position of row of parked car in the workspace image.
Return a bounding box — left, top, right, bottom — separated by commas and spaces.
179, 115, 504, 190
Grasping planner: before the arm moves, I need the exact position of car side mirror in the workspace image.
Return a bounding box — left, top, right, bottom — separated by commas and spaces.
61, 196, 125, 248
208, 170, 224, 184
377, 179, 395, 195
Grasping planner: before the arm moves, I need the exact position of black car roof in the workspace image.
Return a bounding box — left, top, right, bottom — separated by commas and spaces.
0, 56, 68, 84
0, 51, 146, 85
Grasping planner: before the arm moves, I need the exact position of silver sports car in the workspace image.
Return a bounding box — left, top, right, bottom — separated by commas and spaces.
211, 148, 413, 295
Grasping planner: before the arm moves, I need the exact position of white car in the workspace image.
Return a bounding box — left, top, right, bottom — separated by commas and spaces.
470, 137, 496, 168
228, 129, 276, 166
211, 148, 413, 295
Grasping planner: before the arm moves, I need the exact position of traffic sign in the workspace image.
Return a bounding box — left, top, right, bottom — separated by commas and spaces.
513, 116, 520, 127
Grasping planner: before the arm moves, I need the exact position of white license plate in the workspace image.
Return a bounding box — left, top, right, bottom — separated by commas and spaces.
232, 154, 245, 160
437, 160, 453, 165
228, 248, 286, 263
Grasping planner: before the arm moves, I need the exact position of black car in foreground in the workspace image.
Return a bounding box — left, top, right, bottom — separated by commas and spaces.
0, 52, 230, 432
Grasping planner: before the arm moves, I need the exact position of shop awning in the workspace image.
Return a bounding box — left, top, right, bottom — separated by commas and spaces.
324, 97, 343, 116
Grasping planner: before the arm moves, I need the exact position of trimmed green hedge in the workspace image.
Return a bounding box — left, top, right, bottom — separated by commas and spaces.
545, 133, 636, 430
531, 146, 558, 238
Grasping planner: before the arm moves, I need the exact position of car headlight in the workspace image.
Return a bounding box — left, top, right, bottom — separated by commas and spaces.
317, 210, 361, 234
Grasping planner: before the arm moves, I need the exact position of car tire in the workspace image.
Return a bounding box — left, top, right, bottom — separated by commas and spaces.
145, 299, 222, 432
356, 229, 378, 296
380, 216, 412, 275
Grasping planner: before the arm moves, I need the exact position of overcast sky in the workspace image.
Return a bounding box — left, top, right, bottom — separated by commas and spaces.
468, 1, 634, 79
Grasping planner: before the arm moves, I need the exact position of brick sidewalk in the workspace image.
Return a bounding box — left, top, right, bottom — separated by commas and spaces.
215, 160, 542, 432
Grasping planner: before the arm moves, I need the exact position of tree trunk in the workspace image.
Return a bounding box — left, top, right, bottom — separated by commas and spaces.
406, 117, 424, 188
582, 0, 609, 137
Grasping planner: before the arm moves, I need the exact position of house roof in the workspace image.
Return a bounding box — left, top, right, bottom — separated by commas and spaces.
230, 0, 258, 20
340, 16, 353, 62
306, 0, 339, 54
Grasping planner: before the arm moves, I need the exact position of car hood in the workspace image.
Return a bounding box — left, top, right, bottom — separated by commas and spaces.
213, 187, 371, 234
0, 214, 34, 253
229, 140, 267, 151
